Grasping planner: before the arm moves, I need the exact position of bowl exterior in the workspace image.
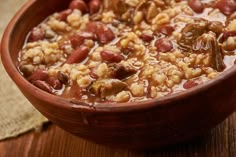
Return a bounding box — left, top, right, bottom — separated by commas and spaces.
20, 75, 236, 149
1, 0, 236, 149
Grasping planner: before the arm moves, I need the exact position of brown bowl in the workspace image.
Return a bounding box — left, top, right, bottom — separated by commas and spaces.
1, 0, 236, 149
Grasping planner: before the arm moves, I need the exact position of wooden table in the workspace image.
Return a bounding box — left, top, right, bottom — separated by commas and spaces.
0, 113, 236, 157
1, 1, 236, 157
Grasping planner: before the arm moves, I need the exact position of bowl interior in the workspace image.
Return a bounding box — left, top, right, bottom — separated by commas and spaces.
1, 0, 236, 112
8, 0, 70, 63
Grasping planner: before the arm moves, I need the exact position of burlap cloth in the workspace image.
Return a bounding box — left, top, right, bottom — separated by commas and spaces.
0, 0, 48, 140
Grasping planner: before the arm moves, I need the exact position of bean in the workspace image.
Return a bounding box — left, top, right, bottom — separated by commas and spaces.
100, 50, 124, 63
69, 33, 84, 48
32, 80, 53, 93
90, 68, 99, 79
216, 0, 236, 15
140, 33, 154, 42
28, 70, 48, 82
96, 24, 115, 44
188, 0, 204, 13
69, 0, 88, 13
155, 38, 173, 53
159, 25, 175, 36
28, 27, 45, 42
47, 77, 63, 90
79, 31, 96, 40
66, 46, 89, 64
89, 0, 101, 14
57, 71, 69, 84
85, 22, 98, 33
223, 30, 236, 41
57, 9, 72, 21
183, 80, 199, 89
70, 31, 96, 48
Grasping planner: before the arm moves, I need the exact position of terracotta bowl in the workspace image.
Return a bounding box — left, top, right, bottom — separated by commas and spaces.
1, 0, 236, 149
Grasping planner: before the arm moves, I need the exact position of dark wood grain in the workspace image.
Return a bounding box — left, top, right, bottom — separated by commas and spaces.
2, 0, 236, 148
0, 112, 235, 157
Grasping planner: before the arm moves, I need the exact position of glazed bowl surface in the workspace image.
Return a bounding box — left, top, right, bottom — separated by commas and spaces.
1, 0, 236, 149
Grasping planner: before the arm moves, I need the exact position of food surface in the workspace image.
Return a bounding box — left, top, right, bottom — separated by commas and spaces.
18, 0, 236, 104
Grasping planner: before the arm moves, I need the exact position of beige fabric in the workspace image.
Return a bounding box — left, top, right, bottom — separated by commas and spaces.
0, 0, 48, 140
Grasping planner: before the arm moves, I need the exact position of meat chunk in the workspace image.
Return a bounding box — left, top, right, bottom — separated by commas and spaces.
109, 63, 137, 80
178, 20, 208, 51
89, 79, 128, 98
192, 32, 226, 71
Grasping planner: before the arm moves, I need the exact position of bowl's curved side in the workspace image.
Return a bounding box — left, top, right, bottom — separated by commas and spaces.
1, 0, 236, 149
22, 73, 236, 149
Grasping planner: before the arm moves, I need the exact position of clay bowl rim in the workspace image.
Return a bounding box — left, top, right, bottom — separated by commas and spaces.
1, 0, 236, 113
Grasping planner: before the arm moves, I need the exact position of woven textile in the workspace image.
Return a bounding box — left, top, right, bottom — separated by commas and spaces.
0, 0, 48, 140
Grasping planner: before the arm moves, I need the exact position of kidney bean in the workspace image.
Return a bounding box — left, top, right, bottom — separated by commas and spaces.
70, 31, 96, 48
140, 33, 154, 42
215, 0, 236, 15
79, 31, 96, 40
66, 46, 90, 64
57, 71, 69, 84
223, 30, 236, 41
32, 80, 53, 93
57, 9, 72, 21
89, 0, 101, 14
47, 77, 63, 90
28, 70, 48, 82
155, 38, 173, 53
188, 0, 204, 13
90, 68, 99, 79
159, 25, 175, 36
183, 80, 199, 89
69, 33, 84, 48
28, 27, 45, 42
85, 22, 98, 33
100, 50, 124, 63
96, 25, 115, 44
69, 0, 88, 13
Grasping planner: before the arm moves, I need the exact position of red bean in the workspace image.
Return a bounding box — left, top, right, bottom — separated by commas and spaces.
70, 31, 96, 48
32, 80, 53, 93
79, 31, 96, 40
57, 9, 72, 21
85, 22, 98, 33
66, 46, 90, 64
188, 0, 204, 13
183, 80, 199, 89
155, 38, 173, 53
223, 30, 236, 41
57, 71, 69, 84
89, 0, 101, 14
28, 27, 45, 42
159, 25, 175, 36
69, 33, 84, 48
90, 68, 99, 79
140, 33, 154, 42
28, 70, 48, 82
100, 50, 124, 63
215, 0, 236, 15
47, 77, 63, 90
96, 25, 115, 44
69, 0, 88, 13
